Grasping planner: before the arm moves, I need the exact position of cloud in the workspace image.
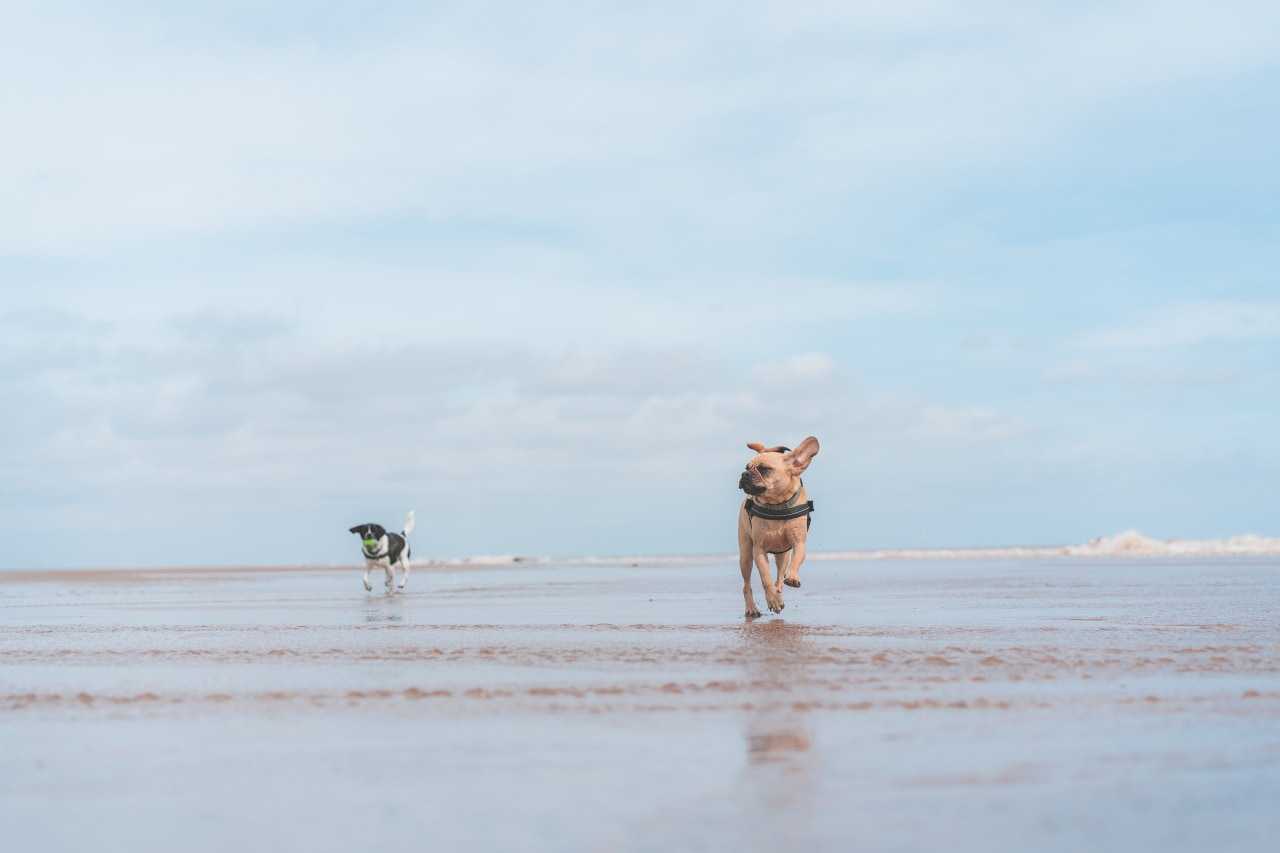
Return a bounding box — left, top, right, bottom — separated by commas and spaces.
169, 310, 292, 343
1079, 301, 1280, 350
752, 352, 837, 388
908, 405, 1029, 444
0, 306, 109, 332
0, 305, 1020, 503
3, 3, 1280, 563
5, 3, 1278, 255
1044, 358, 1242, 386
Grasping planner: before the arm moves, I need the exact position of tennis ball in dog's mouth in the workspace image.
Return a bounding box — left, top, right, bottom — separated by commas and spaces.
362, 538, 378, 549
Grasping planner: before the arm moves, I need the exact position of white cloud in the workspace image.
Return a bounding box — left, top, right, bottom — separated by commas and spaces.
908, 405, 1029, 444
1044, 358, 1242, 386
4, 2, 1279, 562
752, 352, 837, 387
0, 311, 1021, 502
4, 2, 1278, 253
1079, 301, 1280, 350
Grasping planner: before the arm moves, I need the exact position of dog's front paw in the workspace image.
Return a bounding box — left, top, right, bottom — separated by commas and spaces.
363, 580, 373, 592
745, 606, 762, 619
766, 593, 785, 614
784, 577, 801, 588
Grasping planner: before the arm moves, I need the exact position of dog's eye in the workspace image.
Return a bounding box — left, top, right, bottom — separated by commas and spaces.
758, 466, 770, 475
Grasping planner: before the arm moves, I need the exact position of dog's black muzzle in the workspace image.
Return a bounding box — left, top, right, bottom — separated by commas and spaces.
739, 472, 765, 495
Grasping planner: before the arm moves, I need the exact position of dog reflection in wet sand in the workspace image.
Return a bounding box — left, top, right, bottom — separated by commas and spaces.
740, 621, 816, 775
737, 436, 819, 618
748, 727, 813, 765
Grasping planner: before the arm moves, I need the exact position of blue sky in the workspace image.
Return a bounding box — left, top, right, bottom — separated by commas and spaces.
3, 1, 1278, 568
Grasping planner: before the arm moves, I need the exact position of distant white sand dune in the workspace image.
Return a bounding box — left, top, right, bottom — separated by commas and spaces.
813, 529, 1280, 561
1066, 530, 1280, 557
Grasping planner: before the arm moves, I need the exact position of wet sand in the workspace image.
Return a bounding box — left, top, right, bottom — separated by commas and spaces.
2, 558, 1278, 852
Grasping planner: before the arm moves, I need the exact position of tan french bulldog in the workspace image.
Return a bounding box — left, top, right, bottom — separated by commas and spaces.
737, 436, 820, 618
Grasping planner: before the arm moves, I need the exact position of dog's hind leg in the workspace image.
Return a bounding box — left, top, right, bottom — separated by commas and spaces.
773, 550, 793, 596
397, 556, 410, 590
784, 540, 806, 588
754, 549, 784, 614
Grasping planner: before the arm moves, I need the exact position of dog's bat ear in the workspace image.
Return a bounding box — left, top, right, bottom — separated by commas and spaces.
785, 436, 820, 473
747, 442, 767, 452
348, 526, 363, 535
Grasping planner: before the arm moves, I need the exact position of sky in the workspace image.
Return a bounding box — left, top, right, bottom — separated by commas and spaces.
3, 1, 1279, 568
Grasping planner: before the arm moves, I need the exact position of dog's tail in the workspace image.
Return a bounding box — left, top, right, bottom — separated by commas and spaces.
402, 510, 416, 538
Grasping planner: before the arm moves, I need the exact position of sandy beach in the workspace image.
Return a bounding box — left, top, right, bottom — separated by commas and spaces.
2, 556, 1278, 852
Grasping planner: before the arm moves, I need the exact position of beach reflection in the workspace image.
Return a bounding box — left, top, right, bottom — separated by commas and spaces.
746, 726, 813, 764
737, 619, 816, 775
362, 600, 403, 624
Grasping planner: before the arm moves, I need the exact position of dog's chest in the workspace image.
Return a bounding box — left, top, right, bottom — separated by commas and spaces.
750, 517, 806, 553
365, 533, 406, 563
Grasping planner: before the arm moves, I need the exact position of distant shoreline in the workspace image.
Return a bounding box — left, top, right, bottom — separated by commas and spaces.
4, 530, 1279, 578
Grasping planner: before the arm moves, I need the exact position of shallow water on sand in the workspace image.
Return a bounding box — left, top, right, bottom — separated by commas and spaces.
2, 558, 1278, 852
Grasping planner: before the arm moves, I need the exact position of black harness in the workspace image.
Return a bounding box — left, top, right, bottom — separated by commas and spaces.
745, 483, 814, 529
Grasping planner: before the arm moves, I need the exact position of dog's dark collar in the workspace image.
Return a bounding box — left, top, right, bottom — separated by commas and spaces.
745, 482, 815, 522
362, 547, 387, 560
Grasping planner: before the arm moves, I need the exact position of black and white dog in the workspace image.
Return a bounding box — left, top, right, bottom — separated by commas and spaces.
349, 511, 415, 594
